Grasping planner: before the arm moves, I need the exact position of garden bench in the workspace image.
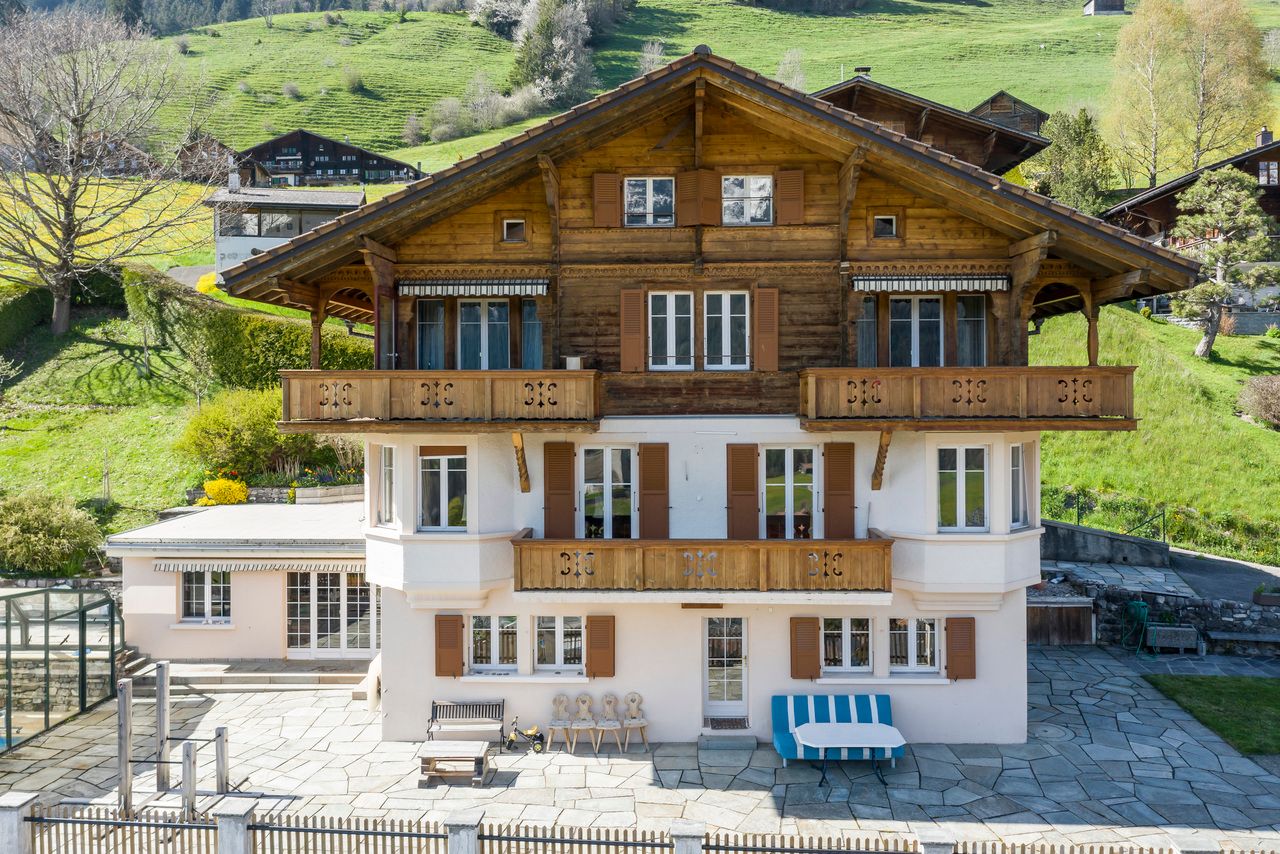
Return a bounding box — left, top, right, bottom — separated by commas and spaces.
1205, 630, 1280, 648
771, 694, 906, 782
427, 699, 505, 741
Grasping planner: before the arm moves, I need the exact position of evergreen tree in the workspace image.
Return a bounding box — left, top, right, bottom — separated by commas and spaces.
1022, 109, 1115, 216
107, 0, 145, 28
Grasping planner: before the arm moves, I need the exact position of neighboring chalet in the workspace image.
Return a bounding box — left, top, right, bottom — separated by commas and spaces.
968, 91, 1050, 137
1083, 0, 1126, 15
180, 134, 272, 186
240, 129, 422, 187
206, 182, 365, 272
119, 48, 1196, 747
811, 75, 1049, 174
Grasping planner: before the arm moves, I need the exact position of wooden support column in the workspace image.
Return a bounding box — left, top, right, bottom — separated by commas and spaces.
1007, 231, 1056, 366
871, 430, 893, 491
512, 433, 531, 493
1084, 269, 1148, 367
360, 236, 398, 369
309, 304, 325, 369
538, 154, 560, 269
693, 78, 706, 271
837, 146, 867, 263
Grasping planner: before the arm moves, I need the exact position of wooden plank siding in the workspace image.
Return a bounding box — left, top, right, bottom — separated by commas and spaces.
510, 529, 893, 593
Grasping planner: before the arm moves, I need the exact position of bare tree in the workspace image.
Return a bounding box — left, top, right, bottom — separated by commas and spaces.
776, 48, 806, 91
255, 0, 276, 27
0, 10, 219, 335
637, 39, 665, 76
1103, 0, 1183, 187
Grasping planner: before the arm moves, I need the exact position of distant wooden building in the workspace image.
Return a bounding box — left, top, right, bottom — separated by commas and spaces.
1083, 0, 1126, 15
968, 91, 1049, 137
205, 184, 364, 272
811, 75, 1048, 174
179, 134, 272, 185
239, 129, 422, 187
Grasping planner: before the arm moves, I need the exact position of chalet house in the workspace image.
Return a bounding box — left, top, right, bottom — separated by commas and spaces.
121, 48, 1195, 747
206, 183, 365, 272
179, 134, 272, 186
812, 76, 1049, 174
240, 129, 422, 187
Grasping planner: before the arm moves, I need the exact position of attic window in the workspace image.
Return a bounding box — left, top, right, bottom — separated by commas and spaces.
503, 219, 527, 243
873, 215, 898, 239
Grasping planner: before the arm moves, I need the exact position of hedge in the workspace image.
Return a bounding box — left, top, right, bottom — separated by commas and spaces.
121, 264, 372, 389
0, 287, 53, 353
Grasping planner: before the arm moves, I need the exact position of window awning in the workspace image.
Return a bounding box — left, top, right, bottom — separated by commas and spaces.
850, 275, 1010, 292
154, 559, 365, 574
398, 279, 549, 297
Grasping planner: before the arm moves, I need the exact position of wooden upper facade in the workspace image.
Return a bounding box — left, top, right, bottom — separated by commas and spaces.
240, 129, 422, 186
222, 48, 1198, 433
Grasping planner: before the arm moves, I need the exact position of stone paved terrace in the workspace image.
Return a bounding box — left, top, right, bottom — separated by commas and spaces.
1, 647, 1278, 850
1042, 560, 1198, 598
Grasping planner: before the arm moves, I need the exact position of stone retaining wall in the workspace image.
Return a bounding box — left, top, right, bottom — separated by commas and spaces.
1088, 584, 1280, 654
1, 655, 114, 712
1041, 520, 1170, 567
184, 484, 361, 505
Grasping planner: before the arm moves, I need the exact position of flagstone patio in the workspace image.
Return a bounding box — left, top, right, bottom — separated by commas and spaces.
1, 647, 1278, 849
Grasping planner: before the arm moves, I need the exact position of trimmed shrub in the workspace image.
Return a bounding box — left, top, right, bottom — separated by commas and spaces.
1140, 306, 1153, 319
0, 492, 101, 575
73, 267, 126, 309
202, 478, 249, 505
176, 387, 318, 477
1266, 323, 1280, 339
0, 288, 53, 352
1240, 375, 1280, 428
198, 308, 371, 389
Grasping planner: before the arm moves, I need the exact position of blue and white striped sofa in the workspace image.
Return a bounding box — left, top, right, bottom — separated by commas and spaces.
770, 693, 906, 767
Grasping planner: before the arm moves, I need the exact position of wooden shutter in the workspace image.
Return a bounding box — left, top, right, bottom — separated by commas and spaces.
726, 443, 758, 540
435, 614, 464, 677
619, 289, 645, 372
593, 173, 621, 227
543, 442, 576, 538
699, 169, 721, 226
676, 171, 699, 226
823, 442, 856, 538
754, 288, 779, 372
585, 615, 615, 678
775, 169, 805, 225
638, 443, 669, 539
790, 617, 820, 680
946, 616, 977, 680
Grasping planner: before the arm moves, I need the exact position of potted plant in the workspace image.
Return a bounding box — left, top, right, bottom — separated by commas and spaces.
1253, 583, 1280, 607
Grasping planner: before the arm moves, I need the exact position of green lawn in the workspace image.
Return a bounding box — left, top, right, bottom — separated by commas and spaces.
1144, 675, 1280, 755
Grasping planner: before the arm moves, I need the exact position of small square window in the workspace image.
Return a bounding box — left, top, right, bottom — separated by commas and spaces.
873, 215, 898, 239
502, 219, 527, 243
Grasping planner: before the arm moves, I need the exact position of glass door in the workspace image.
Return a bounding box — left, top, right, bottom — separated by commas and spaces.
581, 447, 635, 539
458, 300, 510, 369
763, 447, 815, 539
286, 571, 378, 659
703, 617, 747, 720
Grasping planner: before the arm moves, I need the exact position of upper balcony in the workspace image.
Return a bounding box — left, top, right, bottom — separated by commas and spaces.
799, 366, 1136, 431
509, 529, 893, 600
279, 369, 600, 433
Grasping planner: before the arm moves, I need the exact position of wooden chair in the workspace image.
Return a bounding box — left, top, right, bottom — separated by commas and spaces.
596, 693, 623, 752
621, 691, 649, 752
568, 693, 597, 753
547, 694, 572, 751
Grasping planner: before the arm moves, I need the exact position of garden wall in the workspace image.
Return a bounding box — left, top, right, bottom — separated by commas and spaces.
1088, 584, 1280, 654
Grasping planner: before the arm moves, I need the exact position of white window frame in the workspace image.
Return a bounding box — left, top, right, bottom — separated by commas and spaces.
761, 445, 820, 540
648, 291, 694, 371
1011, 443, 1032, 529
872, 214, 898, 238
889, 617, 939, 673
457, 299, 510, 370
180, 571, 231, 625
469, 615, 518, 673
821, 617, 872, 674
534, 615, 584, 674
721, 175, 774, 227
704, 290, 751, 370
502, 218, 526, 243
579, 445, 637, 539
956, 294, 988, 367
938, 445, 989, 533
888, 296, 943, 367
418, 453, 467, 532
624, 176, 676, 228
375, 445, 395, 527
1260, 162, 1279, 185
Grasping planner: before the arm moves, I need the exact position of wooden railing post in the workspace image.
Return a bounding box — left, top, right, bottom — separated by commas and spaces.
1018, 372, 1028, 419
483, 376, 493, 422
911, 375, 922, 419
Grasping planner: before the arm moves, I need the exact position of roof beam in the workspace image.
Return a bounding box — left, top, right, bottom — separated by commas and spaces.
1093, 268, 1150, 304
914, 107, 931, 141
837, 146, 868, 261
694, 78, 706, 167
360, 236, 397, 263
538, 153, 560, 268
1008, 231, 1056, 258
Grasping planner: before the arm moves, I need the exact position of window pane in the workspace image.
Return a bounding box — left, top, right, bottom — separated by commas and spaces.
938, 448, 958, 529
918, 298, 942, 367
210, 572, 231, 619
472, 616, 491, 664
889, 298, 913, 367
583, 448, 604, 539
674, 297, 692, 365
722, 176, 746, 198
417, 300, 445, 370
447, 458, 467, 527
650, 295, 668, 364
422, 459, 441, 528
889, 618, 908, 666
459, 302, 482, 370
857, 297, 878, 368
652, 178, 674, 221
625, 179, 647, 215
498, 616, 518, 665
564, 617, 583, 665
182, 572, 204, 619
957, 295, 986, 367
521, 299, 543, 369
822, 618, 843, 668
707, 297, 724, 363
723, 200, 746, 225
536, 616, 556, 666
793, 448, 813, 539
917, 619, 937, 668
964, 451, 987, 529
850, 618, 870, 667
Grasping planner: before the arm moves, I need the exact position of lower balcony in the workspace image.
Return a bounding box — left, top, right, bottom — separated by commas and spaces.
510, 529, 893, 600
800, 366, 1136, 431
279, 370, 599, 433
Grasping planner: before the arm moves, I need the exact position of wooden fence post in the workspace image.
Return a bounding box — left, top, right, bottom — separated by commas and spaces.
0, 792, 37, 854
212, 797, 256, 854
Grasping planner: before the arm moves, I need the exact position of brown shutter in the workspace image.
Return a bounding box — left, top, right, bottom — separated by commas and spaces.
754, 288, 779, 372
823, 443, 856, 538
775, 169, 804, 225
676, 171, 699, 226
619, 289, 645, 372
946, 616, 977, 680
593, 173, 621, 227
638, 443, 669, 539
726, 443, 758, 540
790, 617, 820, 680
543, 442, 575, 538
435, 614, 464, 677
585, 615, 615, 677
699, 169, 721, 226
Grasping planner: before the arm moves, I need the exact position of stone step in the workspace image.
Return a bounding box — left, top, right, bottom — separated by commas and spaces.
697, 734, 758, 750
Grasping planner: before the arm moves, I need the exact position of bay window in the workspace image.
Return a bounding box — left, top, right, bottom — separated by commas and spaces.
624, 177, 675, 227
535, 616, 584, 673
764, 447, 815, 540
181, 571, 230, 624
648, 291, 693, 370
1011, 443, 1031, 529
582, 447, 635, 539
470, 615, 517, 672
419, 452, 467, 530
938, 446, 988, 532
822, 617, 871, 673
704, 291, 750, 370
375, 445, 395, 527
889, 617, 938, 672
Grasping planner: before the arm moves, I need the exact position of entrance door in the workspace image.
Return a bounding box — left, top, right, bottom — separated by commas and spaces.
287, 571, 379, 659
703, 617, 747, 722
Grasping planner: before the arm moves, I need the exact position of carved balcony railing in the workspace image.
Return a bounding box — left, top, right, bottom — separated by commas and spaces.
799, 366, 1136, 431
279, 370, 599, 432
510, 529, 893, 593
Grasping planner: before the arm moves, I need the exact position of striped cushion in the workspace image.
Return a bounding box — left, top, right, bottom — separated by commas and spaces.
770, 694, 905, 761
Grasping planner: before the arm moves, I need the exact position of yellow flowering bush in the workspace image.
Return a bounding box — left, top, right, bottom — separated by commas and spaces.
202, 478, 248, 505
195, 272, 220, 295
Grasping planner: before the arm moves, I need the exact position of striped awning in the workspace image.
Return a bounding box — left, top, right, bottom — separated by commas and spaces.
398, 279, 549, 297
850, 275, 1010, 292
154, 559, 365, 574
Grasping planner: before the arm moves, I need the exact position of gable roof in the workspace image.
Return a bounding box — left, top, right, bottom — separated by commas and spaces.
222, 48, 1197, 307
241, 128, 420, 175
969, 90, 1050, 121
205, 186, 366, 209
1104, 138, 1280, 218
